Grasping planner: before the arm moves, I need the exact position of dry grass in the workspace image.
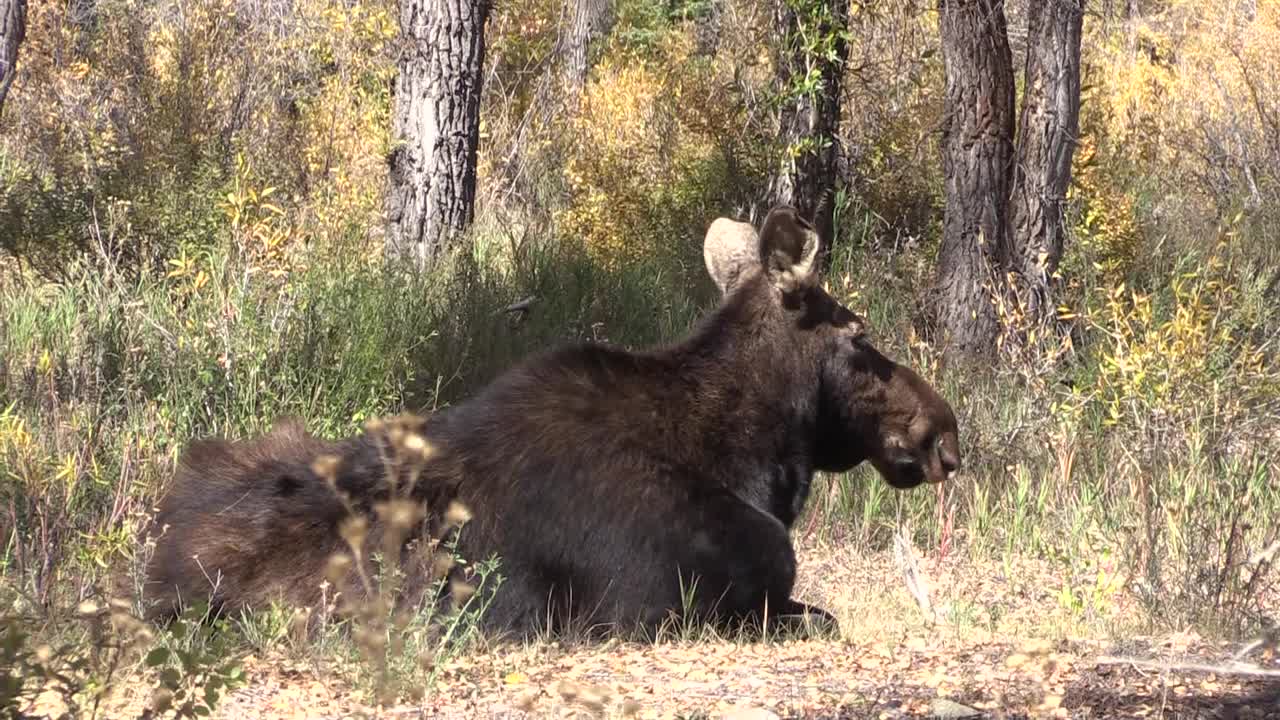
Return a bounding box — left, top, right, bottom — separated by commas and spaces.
21, 537, 1276, 719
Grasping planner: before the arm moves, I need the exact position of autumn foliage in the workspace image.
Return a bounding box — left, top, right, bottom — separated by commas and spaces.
0, 1, 1276, 707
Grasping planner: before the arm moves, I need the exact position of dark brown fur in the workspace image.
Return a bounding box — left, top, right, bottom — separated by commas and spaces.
144, 206, 961, 639
143, 417, 459, 620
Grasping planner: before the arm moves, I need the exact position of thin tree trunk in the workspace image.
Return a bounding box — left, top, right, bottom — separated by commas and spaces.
561, 0, 612, 93
765, 0, 850, 263
386, 0, 492, 267
934, 0, 1016, 356
0, 0, 26, 119
492, 0, 612, 210
692, 0, 723, 58
1009, 0, 1083, 328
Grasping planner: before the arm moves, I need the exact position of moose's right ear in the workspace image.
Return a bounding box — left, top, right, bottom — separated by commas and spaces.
703, 217, 760, 295
758, 205, 820, 293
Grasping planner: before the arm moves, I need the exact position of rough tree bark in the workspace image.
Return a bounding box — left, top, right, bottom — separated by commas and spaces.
692, 0, 723, 57
1008, 0, 1083, 327
386, 0, 492, 266
934, 0, 1016, 356
933, 0, 1084, 357
0, 0, 26, 118
765, 0, 850, 264
560, 0, 613, 93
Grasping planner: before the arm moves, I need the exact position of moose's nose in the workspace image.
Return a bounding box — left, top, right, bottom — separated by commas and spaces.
939, 440, 961, 478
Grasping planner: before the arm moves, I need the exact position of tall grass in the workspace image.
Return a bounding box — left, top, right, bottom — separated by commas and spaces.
0, 231, 707, 612
1, 201, 1277, 641
805, 205, 1280, 638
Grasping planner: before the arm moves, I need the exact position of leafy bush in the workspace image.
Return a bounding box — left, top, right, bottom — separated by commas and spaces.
556, 28, 754, 275
1, 597, 243, 719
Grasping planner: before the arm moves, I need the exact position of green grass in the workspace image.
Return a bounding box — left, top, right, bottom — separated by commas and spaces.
0, 229, 708, 604
1, 201, 1278, 709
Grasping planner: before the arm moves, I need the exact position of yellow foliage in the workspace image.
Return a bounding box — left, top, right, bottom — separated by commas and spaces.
1070, 131, 1142, 280
560, 55, 672, 267
293, 0, 399, 260
556, 29, 737, 270
1084, 2, 1280, 211
220, 155, 306, 281
0, 404, 55, 496
0, 408, 33, 455
3, 0, 397, 265
1085, 245, 1274, 433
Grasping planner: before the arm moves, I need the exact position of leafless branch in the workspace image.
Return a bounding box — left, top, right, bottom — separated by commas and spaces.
1094, 656, 1280, 679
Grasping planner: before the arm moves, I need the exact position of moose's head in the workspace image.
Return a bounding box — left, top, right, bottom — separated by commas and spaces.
704, 206, 961, 489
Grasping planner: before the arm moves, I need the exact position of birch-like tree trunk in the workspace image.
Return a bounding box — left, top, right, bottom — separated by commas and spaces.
385, 0, 492, 266
765, 0, 850, 264
934, 0, 1016, 355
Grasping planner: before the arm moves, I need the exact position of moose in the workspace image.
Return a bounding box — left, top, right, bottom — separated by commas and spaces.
143, 205, 961, 639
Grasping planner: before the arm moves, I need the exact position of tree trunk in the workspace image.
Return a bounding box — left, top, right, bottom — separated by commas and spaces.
561, 0, 613, 93
934, 0, 1016, 356
692, 0, 723, 58
765, 0, 850, 263
386, 0, 492, 267
1008, 0, 1083, 327
0, 0, 26, 119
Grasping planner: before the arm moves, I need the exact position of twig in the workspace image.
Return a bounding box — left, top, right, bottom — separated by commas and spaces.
1094, 656, 1280, 678
1248, 540, 1280, 566
498, 295, 539, 317
136, 310, 179, 351
893, 524, 938, 625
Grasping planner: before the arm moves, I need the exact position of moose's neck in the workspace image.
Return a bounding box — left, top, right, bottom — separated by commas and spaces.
650, 278, 821, 516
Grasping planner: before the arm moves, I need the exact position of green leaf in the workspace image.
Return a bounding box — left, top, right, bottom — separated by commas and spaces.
145, 647, 171, 667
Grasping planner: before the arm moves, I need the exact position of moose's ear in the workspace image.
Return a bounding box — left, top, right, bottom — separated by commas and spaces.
703, 217, 760, 295
758, 205, 820, 293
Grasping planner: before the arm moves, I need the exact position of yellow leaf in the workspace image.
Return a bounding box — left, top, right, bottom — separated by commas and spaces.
504, 672, 529, 685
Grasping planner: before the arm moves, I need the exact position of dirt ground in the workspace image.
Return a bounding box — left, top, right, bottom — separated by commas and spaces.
39, 542, 1280, 719
210, 632, 1280, 719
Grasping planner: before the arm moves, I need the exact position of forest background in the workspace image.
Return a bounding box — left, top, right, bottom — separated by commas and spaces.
0, 0, 1278, 713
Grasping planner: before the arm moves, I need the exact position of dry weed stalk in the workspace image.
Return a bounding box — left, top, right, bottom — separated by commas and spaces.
306, 412, 485, 705
893, 523, 938, 626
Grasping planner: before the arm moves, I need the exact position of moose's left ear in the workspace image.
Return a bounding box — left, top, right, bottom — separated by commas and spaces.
758, 205, 820, 293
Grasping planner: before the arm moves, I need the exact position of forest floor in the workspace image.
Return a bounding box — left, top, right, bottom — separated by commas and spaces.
36, 540, 1280, 719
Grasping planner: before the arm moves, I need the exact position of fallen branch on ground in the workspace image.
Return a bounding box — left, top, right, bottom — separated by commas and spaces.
1094, 656, 1280, 678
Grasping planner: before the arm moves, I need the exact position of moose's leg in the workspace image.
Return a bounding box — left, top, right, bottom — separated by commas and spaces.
672, 491, 840, 638
765, 599, 840, 638
450, 483, 839, 641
